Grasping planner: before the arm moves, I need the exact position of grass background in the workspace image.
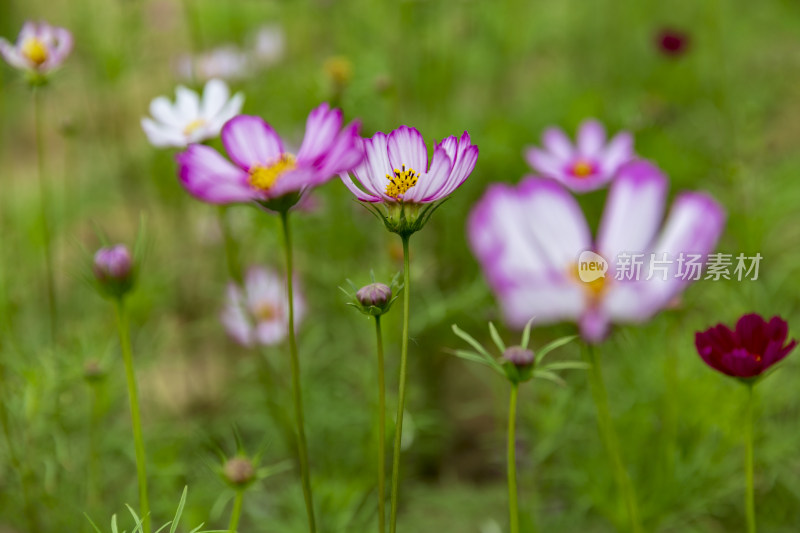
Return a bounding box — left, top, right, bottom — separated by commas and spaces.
1, 0, 800, 531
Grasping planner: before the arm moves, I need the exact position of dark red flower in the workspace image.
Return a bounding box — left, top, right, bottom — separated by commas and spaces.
656, 29, 689, 57
695, 313, 796, 379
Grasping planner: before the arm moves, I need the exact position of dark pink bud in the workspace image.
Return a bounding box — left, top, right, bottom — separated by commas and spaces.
356, 283, 392, 309
93, 245, 132, 282
503, 346, 535, 367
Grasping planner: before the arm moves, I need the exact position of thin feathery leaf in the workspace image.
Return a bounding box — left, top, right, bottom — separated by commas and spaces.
169, 486, 189, 533
535, 335, 578, 364
534, 369, 567, 386
452, 324, 494, 360
541, 361, 590, 371
488, 322, 506, 353
520, 317, 536, 349
84, 513, 104, 533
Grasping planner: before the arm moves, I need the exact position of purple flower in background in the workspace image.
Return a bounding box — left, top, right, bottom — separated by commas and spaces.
657, 29, 689, 57
342, 126, 478, 204
221, 266, 306, 347
0, 21, 73, 74
695, 314, 796, 379
141, 79, 244, 148
176, 103, 362, 208
469, 160, 725, 343
525, 119, 634, 193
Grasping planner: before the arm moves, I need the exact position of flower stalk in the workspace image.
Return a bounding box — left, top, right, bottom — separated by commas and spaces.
228, 489, 244, 533
583, 344, 641, 533
745, 383, 756, 533
33, 87, 56, 342
114, 299, 151, 533
507, 382, 520, 533
389, 234, 411, 533
375, 315, 387, 533
279, 210, 316, 533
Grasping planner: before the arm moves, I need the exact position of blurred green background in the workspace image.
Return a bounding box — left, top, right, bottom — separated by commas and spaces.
1, 0, 799, 531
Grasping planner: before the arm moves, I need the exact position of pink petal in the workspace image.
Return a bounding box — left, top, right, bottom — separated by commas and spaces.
597, 160, 668, 261
176, 144, 254, 204
404, 144, 452, 202
432, 132, 478, 200
387, 126, 428, 176
598, 131, 634, 175
525, 147, 566, 179
221, 115, 284, 170
297, 103, 342, 162
542, 127, 574, 159
576, 119, 606, 157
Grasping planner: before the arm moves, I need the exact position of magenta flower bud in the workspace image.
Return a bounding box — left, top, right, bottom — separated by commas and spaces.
223, 456, 255, 487
94, 245, 132, 282
503, 346, 535, 367
357, 283, 392, 308
656, 28, 689, 57
93, 244, 135, 299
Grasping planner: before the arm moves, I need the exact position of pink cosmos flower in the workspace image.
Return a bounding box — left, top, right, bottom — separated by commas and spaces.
141, 79, 244, 148
176, 103, 362, 207
0, 21, 73, 74
525, 119, 634, 193
341, 126, 478, 204
695, 314, 796, 379
469, 160, 725, 343
221, 266, 306, 347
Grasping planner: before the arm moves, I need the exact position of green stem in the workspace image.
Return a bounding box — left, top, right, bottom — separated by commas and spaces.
0, 363, 40, 532
375, 315, 387, 533
389, 234, 411, 533
218, 207, 242, 285
583, 344, 641, 533
33, 87, 56, 342
279, 211, 316, 533
507, 383, 520, 533
228, 490, 244, 533
745, 384, 756, 533
115, 300, 151, 533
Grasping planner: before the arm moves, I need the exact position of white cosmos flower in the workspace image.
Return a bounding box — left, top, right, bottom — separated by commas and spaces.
141, 79, 244, 148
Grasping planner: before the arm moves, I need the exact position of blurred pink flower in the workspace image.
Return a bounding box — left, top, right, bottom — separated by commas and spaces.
656, 29, 689, 57
176, 103, 362, 206
221, 266, 306, 347
176, 46, 250, 82
141, 79, 244, 148
469, 160, 725, 343
251, 25, 285, 67
341, 126, 478, 204
0, 21, 72, 74
525, 119, 634, 193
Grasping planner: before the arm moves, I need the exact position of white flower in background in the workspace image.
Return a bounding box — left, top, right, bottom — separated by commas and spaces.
251, 24, 285, 66
141, 79, 244, 148
176, 46, 250, 82
221, 267, 306, 347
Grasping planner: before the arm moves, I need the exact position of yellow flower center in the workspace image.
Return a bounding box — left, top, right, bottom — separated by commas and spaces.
21, 37, 48, 66
183, 118, 207, 136
249, 154, 296, 191
385, 165, 419, 200
571, 159, 594, 178
570, 263, 608, 303
253, 302, 278, 322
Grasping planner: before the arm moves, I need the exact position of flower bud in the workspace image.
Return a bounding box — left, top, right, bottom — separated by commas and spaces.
356, 283, 392, 308
83, 359, 106, 383
503, 346, 535, 367
94, 245, 132, 282
93, 244, 135, 299
223, 456, 255, 487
